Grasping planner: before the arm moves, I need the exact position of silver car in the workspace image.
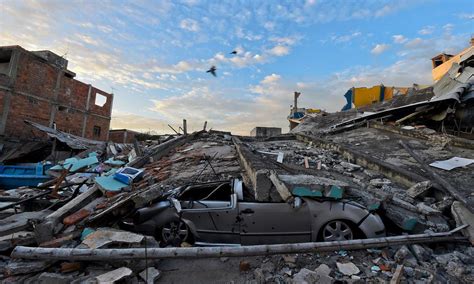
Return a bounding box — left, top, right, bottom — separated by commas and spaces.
123, 179, 385, 246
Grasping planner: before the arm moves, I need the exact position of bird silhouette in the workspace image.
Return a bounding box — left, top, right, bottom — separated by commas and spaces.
230, 50, 237, 55
206, 66, 217, 77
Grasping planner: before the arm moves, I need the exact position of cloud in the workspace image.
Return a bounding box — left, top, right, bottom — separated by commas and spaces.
261, 73, 281, 84
458, 13, 474, 20
371, 44, 390, 55
268, 45, 290, 56
418, 25, 435, 35
392, 34, 407, 44
179, 18, 200, 32
330, 31, 362, 43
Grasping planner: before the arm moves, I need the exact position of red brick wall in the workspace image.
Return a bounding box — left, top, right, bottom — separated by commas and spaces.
109, 130, 138, 144
1, 47, 113, 141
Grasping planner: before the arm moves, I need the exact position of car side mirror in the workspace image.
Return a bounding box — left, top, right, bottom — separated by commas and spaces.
171, 198, 182, 213
293, 197, 302, 209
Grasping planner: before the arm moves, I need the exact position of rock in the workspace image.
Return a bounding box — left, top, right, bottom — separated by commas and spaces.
410, 245, 432, 262
369, 178, 391, 187
282, 254, 296, 264
254, 268, 265, 284
37, 272, 74, 284
261, 262, 275, 274
336, 262, 360, 276
95, 267, 133, 283
314, 264, 334, 283
406, 181, 432, 198
394, 246, 417, 267
340, 162, 362, 172
446, 261, 466, 278
4, 260, 52, 276
292, 268, 320, 284
139, 267, 161, 284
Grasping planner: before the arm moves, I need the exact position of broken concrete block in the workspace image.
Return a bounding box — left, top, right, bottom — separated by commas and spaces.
139, 267, 161, 284
340, 161, 362, 172
416, 202, 441, 215
336, 262, 360, 276
314, 264, 334, 283
407, 181, 432, 198
0, 211, 50, 237
95, 267, 133, 283
451, 201, 474, 245
394, 245, 418, 267
5, 260, 51, 276
293, 268, 320, 284
38, 272, 74, 284
82, 228, 144, 249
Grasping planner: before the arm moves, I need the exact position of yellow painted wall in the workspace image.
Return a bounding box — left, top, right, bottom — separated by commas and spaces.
353, 86, 382, 108
432, 46, 473, 81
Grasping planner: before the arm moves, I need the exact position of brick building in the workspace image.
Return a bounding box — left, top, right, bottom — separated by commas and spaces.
108, 129, 140, 144
0, 45, 113, 141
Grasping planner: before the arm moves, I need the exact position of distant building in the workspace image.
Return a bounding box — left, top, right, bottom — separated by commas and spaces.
431, 37, 474, 81
341, 85, 410, 111
109, 129, 140, 144
0, 45, 113, 141
251, 127, 282, 137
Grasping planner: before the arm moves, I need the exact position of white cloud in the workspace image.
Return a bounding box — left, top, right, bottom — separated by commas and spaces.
418, 25, 435, 35
268, 45, 290, 56
392, 34, 407, 44
330, 31, 362, 43
180, 18, 200, 32
371, 44, 390, 55
261, 73, 281, 84
458, 13, 474, 20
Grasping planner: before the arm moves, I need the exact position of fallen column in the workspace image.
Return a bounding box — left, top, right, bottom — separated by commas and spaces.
11, 226, 467, 261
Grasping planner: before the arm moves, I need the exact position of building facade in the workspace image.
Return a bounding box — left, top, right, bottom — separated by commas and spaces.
0, 45, 113, 141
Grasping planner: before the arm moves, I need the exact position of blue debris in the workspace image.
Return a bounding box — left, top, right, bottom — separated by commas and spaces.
292, 187, 323, 197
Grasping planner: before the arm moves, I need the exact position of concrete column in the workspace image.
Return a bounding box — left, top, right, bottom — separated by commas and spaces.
81, 85, 92, 138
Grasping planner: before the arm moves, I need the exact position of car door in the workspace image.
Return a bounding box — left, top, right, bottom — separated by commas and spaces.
239, 200, 312, 245
180, 194, 240, 245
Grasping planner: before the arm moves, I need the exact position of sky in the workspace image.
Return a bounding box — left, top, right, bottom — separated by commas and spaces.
1, 0, 473, 135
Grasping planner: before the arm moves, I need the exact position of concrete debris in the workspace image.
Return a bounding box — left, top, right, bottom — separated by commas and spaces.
407, 181, 432, 198
336, 262, 360, 276
81, 228, 144, 249
138, 267, 161, 284
95, 267, 133, 283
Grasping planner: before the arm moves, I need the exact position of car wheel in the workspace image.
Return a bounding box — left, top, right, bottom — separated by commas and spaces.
160, 220, 191, 245
321, 220, 354, 241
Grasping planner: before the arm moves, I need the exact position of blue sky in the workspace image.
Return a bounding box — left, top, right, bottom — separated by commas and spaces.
1, 0, 473, 134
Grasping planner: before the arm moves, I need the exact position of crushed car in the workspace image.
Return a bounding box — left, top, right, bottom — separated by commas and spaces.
121, 178, 385, 246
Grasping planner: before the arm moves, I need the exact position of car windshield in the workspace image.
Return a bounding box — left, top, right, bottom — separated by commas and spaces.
179, 181, 232, 201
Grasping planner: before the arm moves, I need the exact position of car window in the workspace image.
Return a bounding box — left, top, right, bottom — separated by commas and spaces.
179, 182, 232, 201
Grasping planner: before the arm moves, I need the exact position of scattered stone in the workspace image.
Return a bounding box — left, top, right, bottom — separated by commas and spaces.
138, 267, 161, 284
406, 181, 432, 198
261, 261, 275, 274
95, 267, 133, 283
451, 201, 474, 245
292, 268, 320, 284
280, 267, 292, 276
38, 272, 74, 284
394, 246, 417, 267
340, 161, 362, 172
282, 254, 296, 264
314, 264, 334, 283
446, 261, 466, 278
336, 262, 360, 276
390, 265, 404, 284
410, 245, 432, 262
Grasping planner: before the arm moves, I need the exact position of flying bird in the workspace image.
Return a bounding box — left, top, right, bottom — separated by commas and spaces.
206, 65, 217, 77
230, 50, 237, 55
